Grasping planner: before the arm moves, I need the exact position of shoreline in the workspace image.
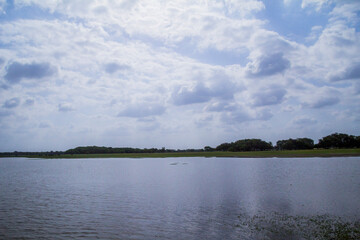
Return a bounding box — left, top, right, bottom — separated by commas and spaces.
3, 148, 359, 159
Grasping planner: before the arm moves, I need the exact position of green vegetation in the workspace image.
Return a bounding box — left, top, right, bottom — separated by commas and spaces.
316, 133, 360, 149
215, 138, 273, 151
7, 148, 359, 159
276, 138, 314, 150
1, 132, 360, 159
235, 211, 360, 240
64, 146, 171, 154
213, 133, 359, 152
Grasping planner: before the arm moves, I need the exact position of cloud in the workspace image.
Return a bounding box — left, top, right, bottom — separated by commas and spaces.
0, 110, 12, 118
14, 0, 265, 54
303, 3, 360, 83
4, 61, 57, 84
256, 108, 273, 120
0, 0, 6, 15
306, 25, 323, 42
223, 0, 265, 16
119, 0, 139, 10
299, 86, 341, 109
221, 108, 253, 124
104, 63, 131, 74
210, 72, 239, 98
172, 71, 238, 106
311, 97, 340, 108
293, 116, 317, 125
23, 99, 35, 106
58, 103, 74, 112
172, 79, 237, 106
283, 0, 292, 6
0, 0, 359, 151
172, 83, 212, 106
204, 101, 237, 112
0, 84, 10, 90
354, 82, 360, 95
330, 2, 360, 24
329, 62, 360, 81
118, 103, 165, 118
304, 96, 340, 108
246, 53, 290, 77
2, 97, 20, 108
220, 105, 273, 124
39, 122, 51, 128
137, 121, 160, 132
252, 87, 287, 107
301, 0, 332, 11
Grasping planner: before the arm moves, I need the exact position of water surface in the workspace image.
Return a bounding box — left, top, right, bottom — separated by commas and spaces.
0, 157, 359, 239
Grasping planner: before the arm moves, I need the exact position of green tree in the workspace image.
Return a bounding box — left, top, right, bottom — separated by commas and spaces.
204, 146, 214, 152
316, 133, 357, 148
216, 139, 273, 152
276, 138, 314, 150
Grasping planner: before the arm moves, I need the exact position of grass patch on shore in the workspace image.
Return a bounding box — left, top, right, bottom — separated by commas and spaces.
25, 148, 360, 159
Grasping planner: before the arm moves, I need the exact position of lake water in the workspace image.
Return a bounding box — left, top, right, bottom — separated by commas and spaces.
0, 157, 359, 239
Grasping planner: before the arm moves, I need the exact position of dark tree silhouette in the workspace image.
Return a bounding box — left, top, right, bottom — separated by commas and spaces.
216, 139, 273, 152
316, 133, 359, 149
276, 138, 314, 150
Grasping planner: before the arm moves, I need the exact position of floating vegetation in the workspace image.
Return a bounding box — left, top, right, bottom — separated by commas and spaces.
169, 162, 188, 165
235, 211, 360, 240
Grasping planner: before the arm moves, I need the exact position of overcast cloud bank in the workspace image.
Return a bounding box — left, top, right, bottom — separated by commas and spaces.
0, 0, 359, 151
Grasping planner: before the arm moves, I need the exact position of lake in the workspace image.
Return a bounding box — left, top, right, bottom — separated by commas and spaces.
0, 157, 359, 239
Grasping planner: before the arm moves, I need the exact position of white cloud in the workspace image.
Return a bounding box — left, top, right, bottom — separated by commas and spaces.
301, 0, 332, 11
300, 87, 341, 108
223, 0, 265, 16
0, 0, 6, 14
11, 0, 266, 54
38, 122, 51, 128
329, 62, 360, 81
252, 87, 287, 107
283, 0, 292, 6
246, 53, 290, 77
171, 71, 238, 106
117, 103, 165, 118
2, 97, 21, 109
0, 0, 359, 151
23, 99, 35, 107
293, 116, 317, 125
289, 3, 360, 85
221, 107, 253, 124
204, 101, 237, 112
104, 63, 131, 74
329, 2, 360, 24
306, 25, 323, 42
58, 103, 74, 112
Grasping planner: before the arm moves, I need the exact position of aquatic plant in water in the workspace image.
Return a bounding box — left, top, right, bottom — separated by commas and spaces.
235, 211, 360, 240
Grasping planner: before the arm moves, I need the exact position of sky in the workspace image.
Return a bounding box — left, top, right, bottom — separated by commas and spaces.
0, 0, 359, 152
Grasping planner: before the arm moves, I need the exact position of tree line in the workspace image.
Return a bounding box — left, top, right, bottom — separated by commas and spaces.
211, 133, 360, 152
0, 132, 359, 157
0, 146, 203, 157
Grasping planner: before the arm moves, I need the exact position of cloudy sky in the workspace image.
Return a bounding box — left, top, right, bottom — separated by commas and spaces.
0, 0, 359, 151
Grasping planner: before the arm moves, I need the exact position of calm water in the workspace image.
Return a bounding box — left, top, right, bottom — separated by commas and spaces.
0, 157, 359, 239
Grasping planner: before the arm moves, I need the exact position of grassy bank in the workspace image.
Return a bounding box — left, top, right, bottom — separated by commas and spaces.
23, 148, 360, 159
